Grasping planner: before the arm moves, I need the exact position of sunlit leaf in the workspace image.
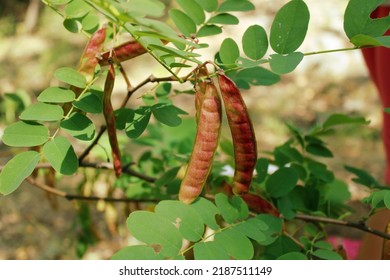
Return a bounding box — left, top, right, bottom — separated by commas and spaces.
193, 241, 230, 260
242, 25, 268, 60
269, 52, 304, 74
111, 246, 164, 260
0, 151, 40, 195
2, 121, 49, 147
270, 0, 310, 54
37, 87, 76, 103
169, 9, 197, 37
54, 67, 87, 88
219, 38, 239, 66
20, 103, 64, 122
214, 228, 254, 260
43, 136, 78, 175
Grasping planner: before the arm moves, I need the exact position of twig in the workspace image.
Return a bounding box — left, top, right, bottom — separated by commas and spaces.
15, 162, 157, 183
26, 176, 159, 203
295, 213, 390, 240
78, 125, 107, 164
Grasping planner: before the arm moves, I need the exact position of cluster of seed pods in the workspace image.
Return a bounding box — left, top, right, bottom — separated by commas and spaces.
179, 70, 258, 205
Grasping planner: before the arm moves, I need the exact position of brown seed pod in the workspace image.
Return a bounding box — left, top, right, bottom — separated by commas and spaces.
99, 40, 148, 66
179, 80, 222, 204
78, 27, 107, 83
218, 74, 257, 195
103, 62, 122, 177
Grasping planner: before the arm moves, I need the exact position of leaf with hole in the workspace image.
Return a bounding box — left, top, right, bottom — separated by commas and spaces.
60, 112, 95, 141
0, 151, 40, 195
344, 0, 390, 39
155, 200, 204, 242
43, 136, 78, 175
127, 211, 182, 257
111, 245, 164, 260
2, 121, 49, 147
37, 87, 76, 103
20, 102, 64, 122
242, 25, 268, 60
270, 0, 310, 54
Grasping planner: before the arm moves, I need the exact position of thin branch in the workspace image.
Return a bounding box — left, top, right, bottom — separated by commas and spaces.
78, 125, 107, 164
295, 213, 390, 240
26, 176, 158, 203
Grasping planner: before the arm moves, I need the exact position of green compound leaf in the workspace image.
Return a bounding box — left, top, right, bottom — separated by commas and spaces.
111, 245, 164, 260
193, 241, 230, 260
0, 151, 40, 195
270, 0, 310, 54
218, 0, 255, 12
54, 67, 87, 88
214, 228, 254, 260
37, 87, 76, 103
73, 91, 103, 114
125, 109, 151, 138
197, 25, 222, 37
155, 200, 204, 242
152, 104, 187, 127
169, 9, 197, 37
209, 13, 239, 25
190, 197, 220, 230
219, 38, 239, 66
269, 52, 304, 74
236, 66, 280, 86
43, 136, 78, 175
242, 25, 268, 60
20, 102, 64, 122
60, 112, 95, 141
2, 121, 49, 147
194, 0, 218, 12
176, 0, 205, 25
127, 211, 182, 257
344, 0, 390, 39
266, 167, 298, 198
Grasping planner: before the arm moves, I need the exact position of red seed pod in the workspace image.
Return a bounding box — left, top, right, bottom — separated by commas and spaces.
103, 63, 122, 177
99, 40, 148, 66
78, 27, 107, 83
179, 81, 222, 204
218, 74, 257, 195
